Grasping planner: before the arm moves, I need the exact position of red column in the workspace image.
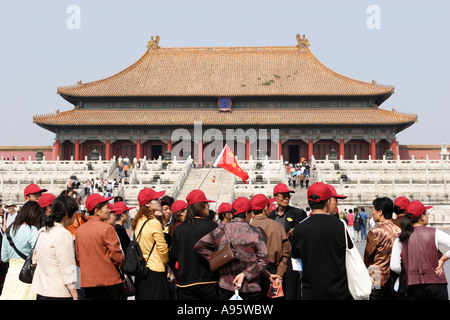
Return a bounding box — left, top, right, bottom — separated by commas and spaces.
105, 140, 111, 160
391, 139, 397, 159
278, 139, 282, 160
136, 139, 141, 160
54, 139, 60, 160
371, 139, 376, 159
245, 139, 250, 160
167, 139, 172, 151
339, 139, 345, 159
308, 139, 313, 159
74, 140, 80, 160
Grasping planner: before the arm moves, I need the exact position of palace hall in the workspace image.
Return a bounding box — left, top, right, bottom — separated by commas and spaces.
33, 35, 417, 164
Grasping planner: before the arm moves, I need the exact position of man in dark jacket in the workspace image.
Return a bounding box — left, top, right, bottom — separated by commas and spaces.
291, 182, 353, 300
269, 183, 307, 299
269, 183, 307, 238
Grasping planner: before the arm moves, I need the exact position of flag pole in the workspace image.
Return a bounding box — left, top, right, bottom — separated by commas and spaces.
197, 165, 214, 189
198, 145, 227, 189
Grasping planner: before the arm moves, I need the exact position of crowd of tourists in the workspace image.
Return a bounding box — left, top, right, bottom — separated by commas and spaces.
285, 161, 314, 189
0, 178, 448, 301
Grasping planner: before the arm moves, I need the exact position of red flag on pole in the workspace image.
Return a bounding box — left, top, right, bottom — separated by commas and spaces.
213, 144, 249, 183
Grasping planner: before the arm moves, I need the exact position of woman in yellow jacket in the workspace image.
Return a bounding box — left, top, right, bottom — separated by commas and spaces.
132, 188, 169, 300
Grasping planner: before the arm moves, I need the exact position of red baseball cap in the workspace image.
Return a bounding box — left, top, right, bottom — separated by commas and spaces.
171, 200, 188, 213
273, 183, 295, 195
38, 193, 56, 208
138, 188, 166, 207
186, 190, 215, 205
307, 182, 332, 202
85, 194, 114, 212
327, 184, 347, 199
110, 202, 135, 215
394, 196, 410, 210
406, 200, 432, 218
232, 197, 251, 215
24, 184, 47, 197
217, 202, 232, 214
251, 194, 277, 211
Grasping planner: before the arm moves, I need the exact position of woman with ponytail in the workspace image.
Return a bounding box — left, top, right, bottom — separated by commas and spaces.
31, 195, 79, 300
132, 188, 169, 300
391, 200, 450, 299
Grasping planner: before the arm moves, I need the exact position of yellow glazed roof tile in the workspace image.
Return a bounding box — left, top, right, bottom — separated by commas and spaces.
33, 108, 417, 126
57, 35, 394, 99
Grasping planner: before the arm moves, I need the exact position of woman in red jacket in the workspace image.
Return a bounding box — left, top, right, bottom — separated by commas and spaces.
75, 194, 123, 300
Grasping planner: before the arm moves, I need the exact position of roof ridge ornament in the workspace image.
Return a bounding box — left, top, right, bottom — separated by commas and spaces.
296, 34, 310, 49
147, 35, 160, 50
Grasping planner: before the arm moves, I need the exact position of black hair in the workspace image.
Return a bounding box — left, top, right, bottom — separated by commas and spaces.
89, 200, 109, 215
115, 212, 124, 221
114, 195, 124, 203
161, 195, 174, 207
168, 207, 186, 235
184, 202, 208, 224
252, 203, 270, 216
7, 201, 44, 235
399, 213, 421, 243
393, 205, 405, 215
372, 197, 394, 219
252, 209, 264, 215
44, 196, 79, 229
232, 211, 249, 220
208, 209, 215, 220
307, 195, 329, 210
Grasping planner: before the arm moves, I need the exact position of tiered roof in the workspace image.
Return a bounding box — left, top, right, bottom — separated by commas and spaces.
33, 35, 416, 132
33, 108, 417, 132
56, 35, 394, 104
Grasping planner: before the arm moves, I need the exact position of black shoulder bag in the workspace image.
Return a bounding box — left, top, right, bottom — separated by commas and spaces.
6, 230, 39, 284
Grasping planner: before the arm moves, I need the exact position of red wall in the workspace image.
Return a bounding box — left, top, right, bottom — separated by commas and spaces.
399, 149, 441, 160
0, 149, 53, 161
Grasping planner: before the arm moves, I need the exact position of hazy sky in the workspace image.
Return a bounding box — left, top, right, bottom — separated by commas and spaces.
0, 0, 448, 146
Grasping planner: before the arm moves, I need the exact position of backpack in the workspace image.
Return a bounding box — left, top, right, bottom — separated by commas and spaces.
123, 219, 155, 277
355, 213, 363, 225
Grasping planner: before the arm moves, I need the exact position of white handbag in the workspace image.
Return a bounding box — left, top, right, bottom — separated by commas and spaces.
341, 220, 372, 300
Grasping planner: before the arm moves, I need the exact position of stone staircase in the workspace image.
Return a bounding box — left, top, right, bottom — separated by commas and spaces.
289, 182, 312, 210
109, 166, 133, 182
175, 168, 235, 210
